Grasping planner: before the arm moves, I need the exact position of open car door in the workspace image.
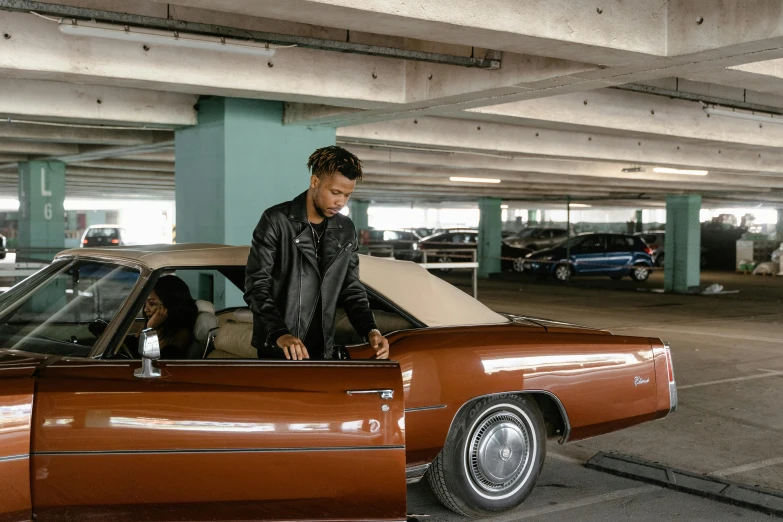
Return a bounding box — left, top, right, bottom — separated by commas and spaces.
32, 358, 407, 521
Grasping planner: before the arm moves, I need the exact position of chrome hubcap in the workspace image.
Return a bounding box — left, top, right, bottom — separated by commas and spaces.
556, 266, 569, 280
468, 412, 530, 493
635, 267, 648, 279
513, 258, 525, 272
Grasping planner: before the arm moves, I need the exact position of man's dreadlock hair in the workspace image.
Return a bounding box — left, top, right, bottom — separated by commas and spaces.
307, 145, 363, 181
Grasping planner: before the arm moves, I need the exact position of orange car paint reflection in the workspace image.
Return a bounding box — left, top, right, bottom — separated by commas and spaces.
0, 379, 34, 522
351, 323, 662, 466
32, 359, 406, 521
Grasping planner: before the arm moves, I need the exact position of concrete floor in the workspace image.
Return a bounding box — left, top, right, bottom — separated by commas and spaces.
409, 270, 783, 520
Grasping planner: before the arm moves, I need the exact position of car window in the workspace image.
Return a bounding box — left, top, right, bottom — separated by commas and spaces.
581, 236, 605, 252
86, 228, 120, 239
608, 236, 635, 250
0, 260, 140, 356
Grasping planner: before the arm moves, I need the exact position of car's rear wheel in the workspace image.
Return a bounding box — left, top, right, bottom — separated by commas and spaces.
512, 257, 526, 273
554, 263, 571, 282
427, 394, 546, 517
631, 263, 651, 281
439, 255, 453, 272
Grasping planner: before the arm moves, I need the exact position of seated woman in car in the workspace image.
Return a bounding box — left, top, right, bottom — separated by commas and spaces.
143, 275, 198, 359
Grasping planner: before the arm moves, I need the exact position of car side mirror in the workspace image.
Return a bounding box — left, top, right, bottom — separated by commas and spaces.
134, 328, 161, 379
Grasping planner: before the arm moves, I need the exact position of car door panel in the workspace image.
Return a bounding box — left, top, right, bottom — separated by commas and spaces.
0, 378, 34, 522
33, 359, 406, 521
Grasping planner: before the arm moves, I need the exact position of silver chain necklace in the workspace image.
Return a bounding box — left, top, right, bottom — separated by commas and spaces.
309, 222, 324, 259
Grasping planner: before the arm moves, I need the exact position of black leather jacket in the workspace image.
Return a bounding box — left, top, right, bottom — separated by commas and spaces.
244, 191, 377, 359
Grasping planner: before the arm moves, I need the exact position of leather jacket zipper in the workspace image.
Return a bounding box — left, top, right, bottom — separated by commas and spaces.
323, 242, 351, 276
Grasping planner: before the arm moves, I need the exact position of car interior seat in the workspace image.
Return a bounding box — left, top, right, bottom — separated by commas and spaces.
187, 300, 219, 359
333, 308, 415, 346
208, 308, 256, 359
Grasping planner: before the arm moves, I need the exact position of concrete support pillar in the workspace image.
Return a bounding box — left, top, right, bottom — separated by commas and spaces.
18, 160, 65, 262
350, 199, 370, 253
527, 210, 537, 225
635, 209, 643, 233
777, 208, 783, 240
350, 199, 369, 232
175, 97, 335, 306
478, 197, 502, 278
664, 195, 701, 294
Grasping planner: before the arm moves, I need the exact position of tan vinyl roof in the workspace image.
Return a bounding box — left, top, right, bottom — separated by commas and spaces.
58, 244, 508, 328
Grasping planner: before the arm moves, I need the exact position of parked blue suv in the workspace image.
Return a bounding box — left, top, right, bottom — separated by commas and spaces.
523, 233, 654, 282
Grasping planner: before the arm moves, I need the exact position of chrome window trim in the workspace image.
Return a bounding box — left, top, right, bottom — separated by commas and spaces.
0, 454, 28, 462
34, 445, 405, 456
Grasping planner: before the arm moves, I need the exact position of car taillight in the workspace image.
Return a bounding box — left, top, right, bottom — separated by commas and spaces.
111, 239, 120, 244
82, 239, 88, 245
645, 246, 653, 256
665, 344, 675, 383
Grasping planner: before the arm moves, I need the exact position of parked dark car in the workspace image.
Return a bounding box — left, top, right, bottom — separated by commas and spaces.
635, 230, 707, 269
362, 229, 422, 259
504, 227, 570, 251
80, 225, 130, 248
524, 233, 654, 282
0, 233, 6, 260
414, 229, 532, 272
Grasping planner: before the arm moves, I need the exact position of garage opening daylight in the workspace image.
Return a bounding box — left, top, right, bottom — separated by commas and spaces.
1, 2, 783, 521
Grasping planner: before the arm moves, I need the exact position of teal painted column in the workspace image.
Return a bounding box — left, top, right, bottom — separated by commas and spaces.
18, 161, 65, 262
777, 208, 783, 240
350, 199, 369, 231
664, 195, 702, 293
478, 197, 502, 278
350, 199, 370, 253
175, 97, 336, 307
528, 210, 537, 225
635, 209, 643, 233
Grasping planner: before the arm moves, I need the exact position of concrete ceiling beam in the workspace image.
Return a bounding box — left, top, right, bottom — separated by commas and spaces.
360, 166, 771, 194
464, 88, 783, 149
0, 140, 78, 155
337, 117, 783, 175
70, 160, 175, 172
0, 121, 174, 146
0, 78, 196, 128
353, 147, 783, 189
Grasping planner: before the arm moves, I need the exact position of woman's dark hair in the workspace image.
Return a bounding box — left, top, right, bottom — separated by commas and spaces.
151, 275, 197, 339
307, 145, 363, 181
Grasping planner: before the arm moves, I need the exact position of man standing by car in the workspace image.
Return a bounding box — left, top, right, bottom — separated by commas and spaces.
244, 145, 390, 360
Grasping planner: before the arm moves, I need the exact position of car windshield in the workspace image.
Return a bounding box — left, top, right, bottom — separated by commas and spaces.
0, 259, 140, 356
558, 236, 585, 249
86, 227, 121, 238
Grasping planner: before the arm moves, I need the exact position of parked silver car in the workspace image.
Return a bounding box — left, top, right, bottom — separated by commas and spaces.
504, 227, 570, 251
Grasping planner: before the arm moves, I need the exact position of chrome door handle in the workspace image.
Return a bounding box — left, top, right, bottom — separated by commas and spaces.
346, 389, 394, 400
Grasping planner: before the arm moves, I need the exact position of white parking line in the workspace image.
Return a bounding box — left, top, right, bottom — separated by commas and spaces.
490, 486, 660, 521
709, 456, 783, 477
679, 369, 783, 389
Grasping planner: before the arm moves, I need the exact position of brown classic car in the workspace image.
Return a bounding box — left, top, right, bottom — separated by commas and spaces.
0, 244, 677, 521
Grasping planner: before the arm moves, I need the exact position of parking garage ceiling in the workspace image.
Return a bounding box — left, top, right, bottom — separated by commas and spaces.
1, 0, 783, 207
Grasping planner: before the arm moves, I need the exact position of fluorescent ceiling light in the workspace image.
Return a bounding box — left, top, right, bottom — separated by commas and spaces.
704, 106, 783, 125
653, 167, 708, 176
449, 176, 501, 184
58, 20, 277, 57
569, 203, 592, 208
500, 204, 509, 209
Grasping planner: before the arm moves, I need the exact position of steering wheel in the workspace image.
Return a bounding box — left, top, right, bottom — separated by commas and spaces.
88, 319, 109, 338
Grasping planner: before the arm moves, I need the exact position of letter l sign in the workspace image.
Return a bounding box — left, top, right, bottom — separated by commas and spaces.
40, 167, 52, 197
